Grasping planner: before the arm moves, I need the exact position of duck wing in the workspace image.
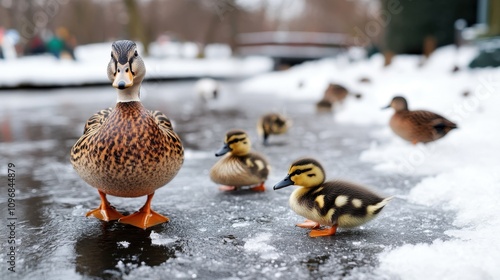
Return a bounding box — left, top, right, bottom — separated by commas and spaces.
82, 108, 112, 135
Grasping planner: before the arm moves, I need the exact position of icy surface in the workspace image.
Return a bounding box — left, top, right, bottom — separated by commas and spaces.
0, 44, 499, 279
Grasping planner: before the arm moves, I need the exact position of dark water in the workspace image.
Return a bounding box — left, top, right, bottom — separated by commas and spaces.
0, 81, 455, 279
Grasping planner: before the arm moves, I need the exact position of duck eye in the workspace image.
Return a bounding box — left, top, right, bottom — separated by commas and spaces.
295, 170, 302, 175
110, 52, 113, 58
134, 50, 138, 57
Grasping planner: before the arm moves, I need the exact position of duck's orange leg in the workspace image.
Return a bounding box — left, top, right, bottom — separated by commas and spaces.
296, 220, 320, 229
309, 225, 338, 238
250, 182, 266, 192
86, 190, 124, 221
119, 193, 169, 229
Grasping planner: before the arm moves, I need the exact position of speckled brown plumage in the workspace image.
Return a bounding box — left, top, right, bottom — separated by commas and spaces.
386, 96, 457, 144
71, 101, 183, 198
71, 40, 184, 229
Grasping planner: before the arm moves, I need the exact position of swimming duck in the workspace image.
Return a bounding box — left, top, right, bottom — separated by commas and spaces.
274, 158, 392, 237
210, 129, 269, 192
257, 113, 291, 145
383, 96, 457, 144
70, 40, 184, 229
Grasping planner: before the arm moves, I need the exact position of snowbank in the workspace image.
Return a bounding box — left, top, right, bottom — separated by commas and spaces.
240, 45, 500, 279
0, 42, 272, 88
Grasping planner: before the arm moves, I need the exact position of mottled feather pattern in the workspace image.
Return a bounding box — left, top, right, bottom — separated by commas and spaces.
293, 180, 386, 228
210, 153, 269, 187
71, 101, 183, 197
82, 108, 112, 135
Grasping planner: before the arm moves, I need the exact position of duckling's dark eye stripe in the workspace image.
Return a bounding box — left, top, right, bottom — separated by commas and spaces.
291, 168, 312, 176
228, 137, 246, 144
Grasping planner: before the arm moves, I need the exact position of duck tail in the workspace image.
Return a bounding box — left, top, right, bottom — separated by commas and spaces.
369, 196, 394, 215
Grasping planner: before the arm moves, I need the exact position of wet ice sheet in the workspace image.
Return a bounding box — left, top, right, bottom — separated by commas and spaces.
0, 81, 455, 279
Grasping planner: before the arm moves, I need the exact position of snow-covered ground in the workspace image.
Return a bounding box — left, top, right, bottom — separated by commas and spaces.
0, 42, 272, 88
241, 45, 500, 279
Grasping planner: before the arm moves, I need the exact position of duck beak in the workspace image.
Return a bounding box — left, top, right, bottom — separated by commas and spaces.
273, 175, 294, 190
381, 104, 391, 110
113, 63, 134, 90
215, 143, 231, 157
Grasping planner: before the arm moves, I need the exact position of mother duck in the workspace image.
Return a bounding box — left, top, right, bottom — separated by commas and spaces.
71, 40, 184, 229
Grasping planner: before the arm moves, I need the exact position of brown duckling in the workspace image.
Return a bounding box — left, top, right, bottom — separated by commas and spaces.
257, 113, 291, 145
383, 96, 457, 144
71, 40, 184, 229
210, 129, 270, 192
274, 158, 392, 237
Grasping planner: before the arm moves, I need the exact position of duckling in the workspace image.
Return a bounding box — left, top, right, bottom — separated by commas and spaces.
315, 99, 333, 114
257, 113, 291, 145
274, 158, 392, 237
70, 40, 184, 229
383, 96, 457, 144
323, 83, 349, 104
210, 129, 270, 192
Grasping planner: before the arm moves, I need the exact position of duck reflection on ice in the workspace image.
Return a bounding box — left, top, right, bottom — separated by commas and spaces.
74, 221, 182, 278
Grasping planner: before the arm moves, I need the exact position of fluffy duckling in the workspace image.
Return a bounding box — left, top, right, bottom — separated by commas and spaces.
383, 96, 457, 144
257, 113, 291, 145
210, 129, 270, 192
315, 98, 333, 114
274, 158, 392, 237
71, 40, 184, 229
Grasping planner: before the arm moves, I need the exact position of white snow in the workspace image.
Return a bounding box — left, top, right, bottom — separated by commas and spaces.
118, 241, 131, 249
0, 42, 273, 87
149, 231, 177, 246
240, 45, 500, 279
243, 232, 280, 260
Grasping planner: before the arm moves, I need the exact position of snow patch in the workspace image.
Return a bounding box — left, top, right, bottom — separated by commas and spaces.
243, 232, 279, 260
149, 231, 177, 246
117, 241, 130, 248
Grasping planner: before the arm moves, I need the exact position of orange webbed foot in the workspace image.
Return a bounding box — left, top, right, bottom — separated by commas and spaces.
119, 209, 169, 229
309, 225, 338, 238
250, 182, 266, 192
86, 206, 123, 221
86, 190, 123, 221
119, 193, 169, 229
296, 220, 320, 229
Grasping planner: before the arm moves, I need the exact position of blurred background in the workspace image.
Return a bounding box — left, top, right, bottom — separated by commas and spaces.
0, 0, 498, 73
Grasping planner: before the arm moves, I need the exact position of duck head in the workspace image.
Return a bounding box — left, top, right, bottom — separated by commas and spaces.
215, 130, 251, 157
274, 158, 325, 190
107, 40, 145, 102
382, 96, 408, 112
